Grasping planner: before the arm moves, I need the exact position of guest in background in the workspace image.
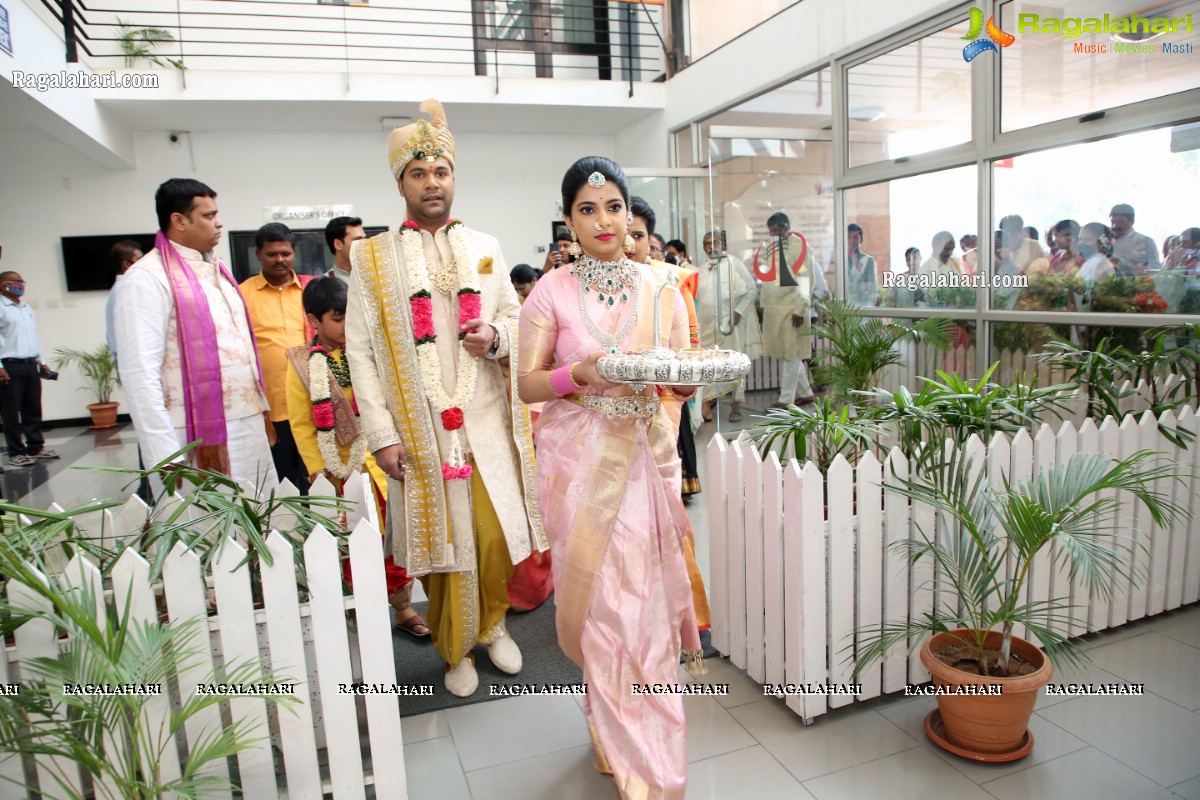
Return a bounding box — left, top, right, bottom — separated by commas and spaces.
959, 233, 979, 275
756, 212, 819, 408
240, 222, 313, 492
698, 229, 761, 422
1162, 235, 1182, 269
920, 231, 961, 277
542, 227, 573, 272
649, 232, 667, 261
846, 223, 878, 306
0, 271, 58, 466
1109, 203, 1157, 276
1048, 219, 1083, 274
323, 216, 366, 284
999, 214, 1046, 273
666, 238, 695, 270
114, 178, 275, 487
510, 263, 540, 302
105, 239, 143, 364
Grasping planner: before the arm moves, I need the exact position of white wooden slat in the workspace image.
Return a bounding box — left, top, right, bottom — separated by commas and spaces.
261, 532, 322, 798
62, 554, 125, 800
705, 436, 729, 655
39, 502, 72, 577
1071, 419, 1098, 638
1051, 423, 1078, 637
211, 542, 277, 800
854, 451, 882, 702
112, 494, 152, 549
162, 543, 231, 798
1145, 411, 1171, 617
1008, 429, 1033, 641
881, 448, 909, 695
10, 565, 84, 797
1028, 425, 1056, 647
908, 445, 935, 686
308, 476, 342, 527
341, 471, 369, 532
725, 439, 748, 670
1091, 418, 1120, 632
303, 526, 367, 800
1120, 415, 1146, 624
827, 456, 854, 709
270, 478, 302, 533
0, 613, 23, 795
742, 444, 766, 683
347, 520, 408, 800
781, 461, 805, 716
762, 452, 786, 687
985, 432, 1011, 622
961, 435, 986, 623
1178, 407, 1200, 606
110, 549, 184, 790
798, 462, 827, 721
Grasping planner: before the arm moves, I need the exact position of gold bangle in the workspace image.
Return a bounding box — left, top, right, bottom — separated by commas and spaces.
548, 370, 556, 397
568, 362, 587, 390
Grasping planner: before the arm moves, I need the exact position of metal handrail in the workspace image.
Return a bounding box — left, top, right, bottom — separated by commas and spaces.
39, 0, 666, 80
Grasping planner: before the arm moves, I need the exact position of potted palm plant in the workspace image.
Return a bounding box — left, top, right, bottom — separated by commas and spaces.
811, 298, 952, 404
852, 446, 1187, 761
0, 532, 297, 798
53, 344, 121, 429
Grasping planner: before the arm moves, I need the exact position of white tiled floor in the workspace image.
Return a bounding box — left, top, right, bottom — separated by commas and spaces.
23, 425, 1200, 799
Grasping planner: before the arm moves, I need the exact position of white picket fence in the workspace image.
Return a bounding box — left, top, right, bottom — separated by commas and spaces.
706, 406, 1200, 723
0, 474, 407, 800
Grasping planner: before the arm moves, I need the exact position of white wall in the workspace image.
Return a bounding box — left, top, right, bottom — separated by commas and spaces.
0, 126, 614, 421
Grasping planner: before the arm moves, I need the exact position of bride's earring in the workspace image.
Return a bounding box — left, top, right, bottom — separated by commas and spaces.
569, 227, 583, 258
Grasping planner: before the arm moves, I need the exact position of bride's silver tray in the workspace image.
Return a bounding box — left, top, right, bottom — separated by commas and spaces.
596, 348, 752, 387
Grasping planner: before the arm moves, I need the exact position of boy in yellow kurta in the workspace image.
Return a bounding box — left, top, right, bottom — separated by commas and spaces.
285, 276, 429, 637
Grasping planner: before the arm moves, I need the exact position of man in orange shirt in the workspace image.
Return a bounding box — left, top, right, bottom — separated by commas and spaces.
240, 223, 312, 492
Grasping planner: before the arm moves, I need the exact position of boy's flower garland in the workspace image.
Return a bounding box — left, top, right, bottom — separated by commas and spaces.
400, 219, 480, 481
309, 344, 367, 480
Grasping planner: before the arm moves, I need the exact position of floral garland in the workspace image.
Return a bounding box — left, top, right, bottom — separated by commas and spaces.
308, 343, 367, 480
401, 219, 480, 481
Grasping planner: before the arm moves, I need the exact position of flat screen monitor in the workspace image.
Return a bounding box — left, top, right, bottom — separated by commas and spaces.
60, 233, 157, 292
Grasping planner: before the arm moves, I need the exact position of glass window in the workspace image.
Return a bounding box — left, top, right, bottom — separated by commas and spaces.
999, 0, 1200, 132
687, 0, 799, 63
846, 20, 973, 168
992, 127, 1199, 314
844, 166, 979, 311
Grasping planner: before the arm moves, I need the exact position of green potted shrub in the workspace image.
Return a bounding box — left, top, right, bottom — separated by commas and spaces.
811, 298, 952, 404
52, 344, 120, 429
852, 446, 1188, 761
0, 532, 297, 798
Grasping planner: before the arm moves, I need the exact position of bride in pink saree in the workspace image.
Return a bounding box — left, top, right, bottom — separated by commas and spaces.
518, 156, 704, 799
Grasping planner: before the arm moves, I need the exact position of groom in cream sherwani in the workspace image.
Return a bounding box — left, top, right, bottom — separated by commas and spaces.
345, 99, 546, 697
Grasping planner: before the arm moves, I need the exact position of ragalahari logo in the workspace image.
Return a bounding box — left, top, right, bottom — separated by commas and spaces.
962, 7, 1015, 61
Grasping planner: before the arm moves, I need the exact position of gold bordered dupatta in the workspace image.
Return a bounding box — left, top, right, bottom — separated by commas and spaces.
354, 234, 452, 575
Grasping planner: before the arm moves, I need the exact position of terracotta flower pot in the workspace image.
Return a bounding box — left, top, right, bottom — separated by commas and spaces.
88, 401, 120, 430
919, 629, 1053, 759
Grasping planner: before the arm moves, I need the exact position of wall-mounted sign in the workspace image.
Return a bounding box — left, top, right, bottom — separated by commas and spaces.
0, 4, 14, 57
263, 204, 354, 224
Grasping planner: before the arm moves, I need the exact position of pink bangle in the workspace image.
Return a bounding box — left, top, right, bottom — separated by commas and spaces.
550, 365, 577, 396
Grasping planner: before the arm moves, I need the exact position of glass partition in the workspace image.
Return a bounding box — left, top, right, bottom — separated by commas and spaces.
686, 0, 800, 63
998, 0, 1200, 132
846, 18, 973, 168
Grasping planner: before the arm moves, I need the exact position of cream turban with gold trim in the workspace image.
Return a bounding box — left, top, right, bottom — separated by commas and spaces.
387, 99, 456, 179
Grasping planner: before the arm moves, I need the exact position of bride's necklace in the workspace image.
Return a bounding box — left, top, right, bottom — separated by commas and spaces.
573, 255, 641, 355
572, 254, 638, 307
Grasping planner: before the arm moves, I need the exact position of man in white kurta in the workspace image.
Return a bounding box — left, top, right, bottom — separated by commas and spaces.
696, 230, 762, 423
344, 99, 544, 697
754, 213, 818, 408
114, 179, 276, 491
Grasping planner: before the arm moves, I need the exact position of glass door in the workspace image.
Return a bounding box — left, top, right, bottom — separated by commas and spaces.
703, 126, 835, 439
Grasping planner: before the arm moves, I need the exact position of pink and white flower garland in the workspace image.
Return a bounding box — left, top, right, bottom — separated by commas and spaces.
400, 219, 480, 481
308, 344, 367, 480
